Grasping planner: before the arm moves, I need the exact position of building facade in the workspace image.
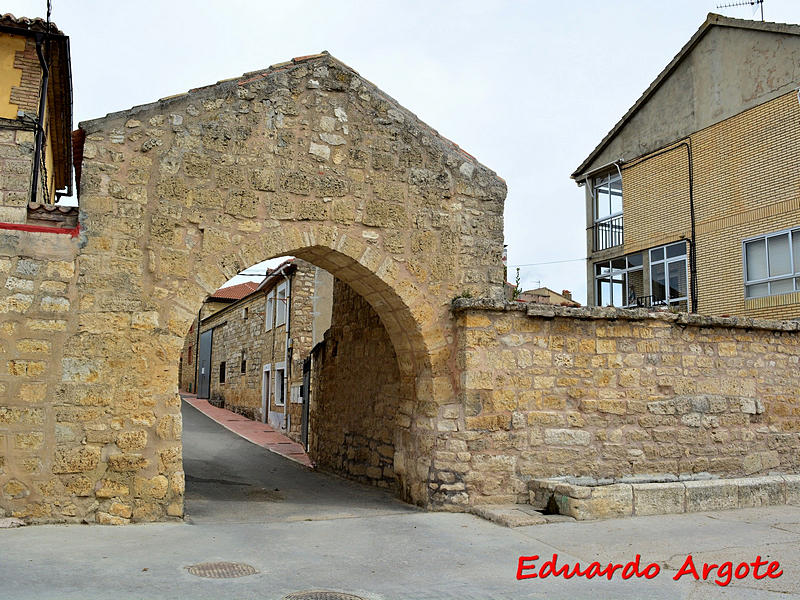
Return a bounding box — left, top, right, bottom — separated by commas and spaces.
574, 14, 800, 319
181, 259, 333, 442
0, 14, 72, 217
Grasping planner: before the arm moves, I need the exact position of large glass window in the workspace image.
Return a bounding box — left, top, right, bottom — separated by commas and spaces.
593, 171, 622, 220
650, 242, 688, 308
592, 171, 623, 251
594, 253, 643, 307
744, 228, 800, 298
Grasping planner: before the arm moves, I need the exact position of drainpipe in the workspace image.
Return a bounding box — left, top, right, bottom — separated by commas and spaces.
283, 271, 292, 432
31, 33, 50, 204
194, 308, 201, 394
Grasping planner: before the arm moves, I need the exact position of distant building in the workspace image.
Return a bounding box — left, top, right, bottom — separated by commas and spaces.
573, 14, 800, 319
0, 14, 73, 220
518, 287, 579, 307
180, 259, 333, 442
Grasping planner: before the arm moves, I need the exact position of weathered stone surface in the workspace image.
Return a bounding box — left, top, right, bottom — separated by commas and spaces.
685, 480, 739, 512
107, 454, 149, 472
558, 484, 633, 521
633, 482, 685, 516
470, 504, 547, 527
738, 476, 785, 508
53, 447, 101, 474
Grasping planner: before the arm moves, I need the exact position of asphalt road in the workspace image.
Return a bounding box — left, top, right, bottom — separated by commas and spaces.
182, 401, 415, 523
0, 402, 798, 599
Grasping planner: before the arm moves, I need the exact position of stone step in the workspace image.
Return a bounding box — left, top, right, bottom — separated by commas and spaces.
469, 504, 552, 528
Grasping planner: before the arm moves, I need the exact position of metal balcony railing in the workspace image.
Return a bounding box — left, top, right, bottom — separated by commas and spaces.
592, 215, 623, 251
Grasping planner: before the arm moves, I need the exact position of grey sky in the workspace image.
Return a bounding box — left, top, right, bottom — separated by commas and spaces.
8, 0, 799, 302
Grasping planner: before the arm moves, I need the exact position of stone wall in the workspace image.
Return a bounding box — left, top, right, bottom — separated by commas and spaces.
0, 127, 35, 224
194, 259, 325, 435
445, 300, 800, 507
311, 279, 406, 490
178, 319, 196, 393
0, 228, 86, 521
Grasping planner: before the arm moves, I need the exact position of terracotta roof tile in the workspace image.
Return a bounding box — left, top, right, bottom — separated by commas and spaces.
0, 13, 64, 35
209, 281, 261, 301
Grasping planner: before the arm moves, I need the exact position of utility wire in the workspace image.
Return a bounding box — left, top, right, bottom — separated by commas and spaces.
508, 257, 586, 267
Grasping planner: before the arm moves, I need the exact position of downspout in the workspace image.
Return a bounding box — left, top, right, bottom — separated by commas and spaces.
283, 272, 292, 432
31, 33, 50, 204
194, 309, 201, 394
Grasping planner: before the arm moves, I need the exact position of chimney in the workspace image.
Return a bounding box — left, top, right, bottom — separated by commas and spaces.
562, 289, 572, 300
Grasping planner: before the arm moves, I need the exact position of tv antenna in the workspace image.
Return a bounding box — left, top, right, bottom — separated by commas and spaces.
716, 0, 764, 21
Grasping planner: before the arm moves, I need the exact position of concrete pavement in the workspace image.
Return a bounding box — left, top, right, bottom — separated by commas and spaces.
0, 401, 798, 599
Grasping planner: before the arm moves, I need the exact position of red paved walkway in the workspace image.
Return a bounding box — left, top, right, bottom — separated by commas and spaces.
181, 393, 314, 468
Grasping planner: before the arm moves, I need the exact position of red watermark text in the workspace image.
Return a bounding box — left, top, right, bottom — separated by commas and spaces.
516, 553, 783, 586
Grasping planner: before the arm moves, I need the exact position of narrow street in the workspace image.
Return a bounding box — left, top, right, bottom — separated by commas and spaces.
181, 400, 415, 523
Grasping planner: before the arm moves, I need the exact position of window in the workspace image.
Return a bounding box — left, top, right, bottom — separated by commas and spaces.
240, 349, 247, 374
188, 345, 193, 365
219, 361, 226, 384
592, 171, 623, 250
274, 368, 285, 406
650, 242, 688, 307
593, 171, 623, 220
594, 253, 643, 307
265, 292, 274, 331
275, 282, 287, 327
243, 307, 249, 320
744, 228, 800, 298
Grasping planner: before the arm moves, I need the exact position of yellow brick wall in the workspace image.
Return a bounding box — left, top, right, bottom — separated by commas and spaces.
623, 143, 691, 253
621, 90, 800, 318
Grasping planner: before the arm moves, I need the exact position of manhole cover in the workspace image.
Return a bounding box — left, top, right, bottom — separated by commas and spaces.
186, 562, 258, 578
283, 592, 366, 600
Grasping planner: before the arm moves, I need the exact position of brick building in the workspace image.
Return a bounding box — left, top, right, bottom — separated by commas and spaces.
0, 14, 73, 217
180, 259, 333, 442
573, 14, 800, 319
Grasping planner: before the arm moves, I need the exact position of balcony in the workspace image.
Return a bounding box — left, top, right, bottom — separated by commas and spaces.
592, 215, 623, 251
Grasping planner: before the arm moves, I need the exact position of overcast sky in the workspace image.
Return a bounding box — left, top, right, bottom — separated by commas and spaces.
8, 0, 799, 301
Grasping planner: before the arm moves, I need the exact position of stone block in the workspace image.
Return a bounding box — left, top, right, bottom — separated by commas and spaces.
738, 476, 785, 508
685, 480, 738, 512
633, 482, 685, 516
107, 453, 149, 472
471, 504, 547, 528
784, 475, 800, 506
544, 428, 590, 446
53, 447, 101, 474
95, 479, 129, 498
96, 511, 129, 525
134, 475, 169, 499
561, 484, 633, 520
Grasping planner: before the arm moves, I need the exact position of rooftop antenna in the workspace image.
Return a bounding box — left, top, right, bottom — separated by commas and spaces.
716, 0, 764, 21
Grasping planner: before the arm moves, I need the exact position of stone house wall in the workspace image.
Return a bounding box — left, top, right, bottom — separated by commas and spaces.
444, 299, 800, 507
202, 291, 268, 420
197, 259, 325, 435
178, 319, 196, 393
311, 278, 405, 489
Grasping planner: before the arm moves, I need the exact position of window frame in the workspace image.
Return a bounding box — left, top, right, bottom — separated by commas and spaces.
592, 171, 623, 223
649, 241, 688, 306
265, 290, 274, 331
275, 282, 288, 328
593, 253, 643, 308
273, 363, 286, 407
742, 227, 800, 299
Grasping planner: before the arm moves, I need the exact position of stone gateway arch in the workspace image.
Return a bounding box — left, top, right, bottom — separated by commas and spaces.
2, 52, 799, 525
63, 52, 504, 521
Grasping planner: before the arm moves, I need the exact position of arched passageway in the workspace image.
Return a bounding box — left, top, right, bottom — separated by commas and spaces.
59, 51, 506, 520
